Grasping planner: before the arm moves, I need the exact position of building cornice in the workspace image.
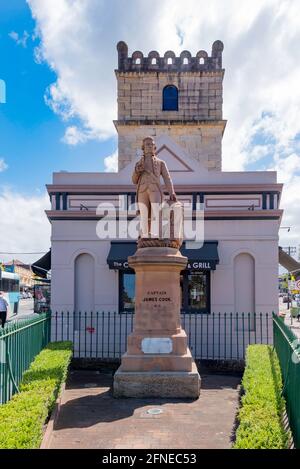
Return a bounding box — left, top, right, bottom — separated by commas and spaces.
45, 209, 283, 222
115, 69, 225, 77
46, 183, 283, 195
114, 119, 227, 131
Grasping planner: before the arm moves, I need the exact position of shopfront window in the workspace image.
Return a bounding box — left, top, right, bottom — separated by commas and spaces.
187, 272, 208, 311
119, 272, 135, 312
119, 270, 210, 314
181, 271, 210, 313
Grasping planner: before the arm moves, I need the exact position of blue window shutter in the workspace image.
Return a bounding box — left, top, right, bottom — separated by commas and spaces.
163, 85, 178, 111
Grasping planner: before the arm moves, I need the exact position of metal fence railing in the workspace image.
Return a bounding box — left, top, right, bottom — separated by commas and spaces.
0, 312, 51, 405
273, 314, 300, 448
51, 311, 273, 361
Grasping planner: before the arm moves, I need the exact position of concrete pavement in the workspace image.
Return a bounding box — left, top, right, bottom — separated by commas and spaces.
284, 313, 300, 339
279, 297, 300, 339
7, 299, 37, 323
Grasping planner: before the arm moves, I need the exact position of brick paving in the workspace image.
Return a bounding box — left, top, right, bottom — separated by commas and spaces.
46, 369, 240, 449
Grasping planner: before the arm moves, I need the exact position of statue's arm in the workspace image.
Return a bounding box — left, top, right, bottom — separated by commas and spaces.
161, 161, 176, 199
132, 161, 143, 185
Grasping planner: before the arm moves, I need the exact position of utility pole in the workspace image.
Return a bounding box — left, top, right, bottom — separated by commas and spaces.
282, 246, 297, 256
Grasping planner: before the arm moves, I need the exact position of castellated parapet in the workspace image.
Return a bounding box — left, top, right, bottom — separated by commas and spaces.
116, 40, 224, 72
115, 41, 226, 172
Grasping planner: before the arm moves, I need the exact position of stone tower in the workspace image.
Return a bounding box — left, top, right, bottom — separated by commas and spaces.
115, 40, 226, 171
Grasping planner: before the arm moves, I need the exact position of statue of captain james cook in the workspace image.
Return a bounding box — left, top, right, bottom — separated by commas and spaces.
132, 136, 177, 238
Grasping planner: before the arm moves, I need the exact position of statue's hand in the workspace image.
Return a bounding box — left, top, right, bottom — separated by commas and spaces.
135, 161, 144, 173
170, 193, 177, 202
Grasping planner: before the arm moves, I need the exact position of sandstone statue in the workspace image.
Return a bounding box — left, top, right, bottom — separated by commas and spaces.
132, 136, 178, 239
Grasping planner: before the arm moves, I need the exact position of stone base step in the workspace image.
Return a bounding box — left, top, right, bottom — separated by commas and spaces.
113, 361, 201, 398
120, 349, 193, 372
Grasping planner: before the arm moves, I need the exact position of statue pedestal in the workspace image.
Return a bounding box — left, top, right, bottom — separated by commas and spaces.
113, 246, 201, 398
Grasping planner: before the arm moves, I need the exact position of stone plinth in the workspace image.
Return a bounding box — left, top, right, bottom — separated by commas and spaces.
113, 246, 201, 398
113, 362, 201, 398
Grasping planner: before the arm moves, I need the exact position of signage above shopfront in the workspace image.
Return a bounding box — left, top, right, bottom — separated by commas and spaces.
187, 261, 213, 270
107, 241, 219, 271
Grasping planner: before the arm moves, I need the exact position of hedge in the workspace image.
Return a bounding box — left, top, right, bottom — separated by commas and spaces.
234, 344, 290, 449
0, 341, 72, 449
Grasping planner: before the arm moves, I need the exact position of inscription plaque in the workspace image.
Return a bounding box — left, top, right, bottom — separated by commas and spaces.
141, 338, 173, 354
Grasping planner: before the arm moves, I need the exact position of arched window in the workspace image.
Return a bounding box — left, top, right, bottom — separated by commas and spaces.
163, 85, 178, 111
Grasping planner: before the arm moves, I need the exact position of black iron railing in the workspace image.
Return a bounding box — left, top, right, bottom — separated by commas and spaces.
51, 311, 273, 361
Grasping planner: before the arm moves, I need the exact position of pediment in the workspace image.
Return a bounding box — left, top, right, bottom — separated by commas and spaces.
156, 144, 193, 172
117, 134, 208, 184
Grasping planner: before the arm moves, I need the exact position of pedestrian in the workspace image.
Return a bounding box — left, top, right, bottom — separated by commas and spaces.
0, 291, 9, 328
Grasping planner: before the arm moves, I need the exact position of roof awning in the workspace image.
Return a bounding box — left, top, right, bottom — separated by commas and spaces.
182, 241, 219, 270
31, 250, 51, 278
107, 242, 137, 270
279, 246, 300, 278
107, 241, 219, 271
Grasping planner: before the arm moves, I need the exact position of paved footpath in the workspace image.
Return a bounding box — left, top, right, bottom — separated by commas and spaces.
284, 314, 300, 339
46, 370, 240, 449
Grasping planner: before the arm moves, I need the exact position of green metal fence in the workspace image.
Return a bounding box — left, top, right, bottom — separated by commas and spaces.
0, 312, 51, 405
273, 314, 300, 448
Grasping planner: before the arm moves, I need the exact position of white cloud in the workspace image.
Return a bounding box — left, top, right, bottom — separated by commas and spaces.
104, 150, 118, 172
0, 189, 51, 264
9, 30, 30, 48
27, 0, 300, 247
26, 0, 300, 156
62, 125, 99, 145
0, 159, 8, 172
269, 153, 300, 251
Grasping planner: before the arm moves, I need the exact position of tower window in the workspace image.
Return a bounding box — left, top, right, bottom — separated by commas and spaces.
163, 85, 178, 111
167, 57, 173, 65
199, 57, 205, 65
151, 58, 157, 65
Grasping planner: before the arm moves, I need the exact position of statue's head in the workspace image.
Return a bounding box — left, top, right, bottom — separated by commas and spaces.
142, 136, 156, 157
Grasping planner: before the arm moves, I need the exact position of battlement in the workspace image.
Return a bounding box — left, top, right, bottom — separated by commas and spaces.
116, 40, 224, 73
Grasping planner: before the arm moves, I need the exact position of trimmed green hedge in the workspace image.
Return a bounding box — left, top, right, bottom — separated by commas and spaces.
234, 344, 290, 449
0, 341, 72, 449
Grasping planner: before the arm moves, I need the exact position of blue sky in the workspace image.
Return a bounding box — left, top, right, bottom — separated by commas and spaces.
0, 0, 299, 263
0, 0, 116, 195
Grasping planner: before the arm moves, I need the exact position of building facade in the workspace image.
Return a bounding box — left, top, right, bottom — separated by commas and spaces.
46, 41, 283, 358
2, 260, 34, 289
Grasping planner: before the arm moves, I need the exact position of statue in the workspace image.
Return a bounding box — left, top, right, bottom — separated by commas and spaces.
132, 136, 178, 240
115, 136, 200, 398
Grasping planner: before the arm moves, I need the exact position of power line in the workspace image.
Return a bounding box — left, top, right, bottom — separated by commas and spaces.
0, 252, 47, 255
